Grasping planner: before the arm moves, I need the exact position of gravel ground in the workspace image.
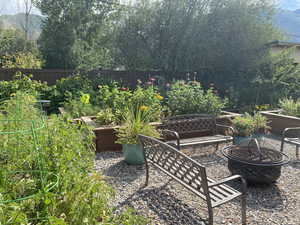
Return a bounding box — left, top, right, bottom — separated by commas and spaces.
95, 137, 300, 225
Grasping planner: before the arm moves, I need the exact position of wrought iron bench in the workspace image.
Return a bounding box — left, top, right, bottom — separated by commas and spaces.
138, 135, 247, 225
280, 127, 300, 159
160, 114, 234, 151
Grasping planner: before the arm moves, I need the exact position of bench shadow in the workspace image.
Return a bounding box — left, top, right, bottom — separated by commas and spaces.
289, 160, 300, 169
118, 184, 207, 225
226, 180, 286, 212
102, 160, 145, 183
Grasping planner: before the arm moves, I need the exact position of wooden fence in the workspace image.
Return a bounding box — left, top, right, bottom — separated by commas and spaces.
0, 68, 214, 86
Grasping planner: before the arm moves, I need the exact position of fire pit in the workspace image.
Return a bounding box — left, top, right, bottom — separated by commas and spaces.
222, 139, 289, 185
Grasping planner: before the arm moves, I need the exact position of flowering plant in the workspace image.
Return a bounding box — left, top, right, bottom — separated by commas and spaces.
116, 103, 160, 145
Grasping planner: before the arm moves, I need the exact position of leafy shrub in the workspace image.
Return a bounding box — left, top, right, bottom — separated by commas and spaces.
1, 52, 43, 69
0, 93, 147, 224
279, 98, 300, 117
96, 83, 163, 124
95, 108, 117, 125
50, 74, 94, 110
0, 73, 51, 101
63, 93, 101, 118
232, 113, 269, 136
167, 81, 227, 116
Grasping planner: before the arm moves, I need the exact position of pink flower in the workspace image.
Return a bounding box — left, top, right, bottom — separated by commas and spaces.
120, 87, 129, 91
149, 77, 156, 82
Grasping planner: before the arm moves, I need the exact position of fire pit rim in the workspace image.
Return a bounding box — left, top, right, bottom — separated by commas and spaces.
222, 145, 290, 167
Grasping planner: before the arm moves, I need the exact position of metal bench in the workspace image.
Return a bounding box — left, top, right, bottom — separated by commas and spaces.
160, 114, 234, 151
280, 127, 300, 159
139, 135, 247, 225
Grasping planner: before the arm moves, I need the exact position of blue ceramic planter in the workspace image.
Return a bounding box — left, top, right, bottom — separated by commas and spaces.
122, 144, 145, 165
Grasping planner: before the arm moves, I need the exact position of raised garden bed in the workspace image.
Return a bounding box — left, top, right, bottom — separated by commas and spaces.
80, 111, 241, 153
260, 110, 300, 136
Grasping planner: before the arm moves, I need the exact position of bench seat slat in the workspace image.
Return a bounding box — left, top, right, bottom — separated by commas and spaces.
166, 135, 233, 147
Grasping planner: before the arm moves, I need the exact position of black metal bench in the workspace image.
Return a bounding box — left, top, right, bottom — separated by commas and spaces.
280, 127, 300, 159
160, 114, 234, 151
139, 135, 247, 225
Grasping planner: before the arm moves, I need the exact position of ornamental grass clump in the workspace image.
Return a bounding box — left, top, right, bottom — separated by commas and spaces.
116, 103, 160, 145
279, 98, 300, 117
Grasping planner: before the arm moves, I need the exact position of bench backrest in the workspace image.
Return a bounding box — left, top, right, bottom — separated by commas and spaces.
161, 114, 216, 136
139, 134, 210, 199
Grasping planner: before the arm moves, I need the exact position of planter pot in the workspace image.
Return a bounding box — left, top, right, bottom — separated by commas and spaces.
81, 116, 161, 153
122, 144, 145, 165
233, 134, 265, 145
260, 110, 300, 136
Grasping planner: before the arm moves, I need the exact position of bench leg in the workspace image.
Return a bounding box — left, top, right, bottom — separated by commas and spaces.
296, 146, 299, 160
280, 140, 284, 152
207, 206, 213, 225
241, 194, 247, 225
144, 161, 149, 187
215, 143, 219, 152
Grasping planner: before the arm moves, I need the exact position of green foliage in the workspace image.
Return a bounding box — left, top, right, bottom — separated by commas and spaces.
0, 73, 51, 101
95, 108, 117, 126
115, 0, 280, 71
167, 81, 227, 116
1, 52, 43, 69
232, 113, 269, 137
279, 98, 300, 117
116, 103, 160, 145
0, 93, 147, 224
0, 28, 36, 55
36, 0, 119, 69
63, 95, 101, 118
96, 83, 163, 124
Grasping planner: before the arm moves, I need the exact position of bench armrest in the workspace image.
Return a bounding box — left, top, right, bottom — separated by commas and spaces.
282, 127, 300, 138
161, 129, 180, 149
216, 124, 234, 136
208, 175, 247, 193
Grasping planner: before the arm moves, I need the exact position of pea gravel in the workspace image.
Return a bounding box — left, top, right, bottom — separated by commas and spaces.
95, 137, 300, 225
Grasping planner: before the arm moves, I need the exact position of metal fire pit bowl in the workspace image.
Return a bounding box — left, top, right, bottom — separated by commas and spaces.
222, 139, 289, 185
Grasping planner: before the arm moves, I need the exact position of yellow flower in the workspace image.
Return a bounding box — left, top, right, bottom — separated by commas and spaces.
140, 105, 149, 111
80, 93, 90, 104
155, 94, 164, 100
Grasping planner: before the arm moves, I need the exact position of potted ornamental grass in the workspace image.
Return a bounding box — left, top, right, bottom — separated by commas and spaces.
116, 104, 160, 165
232, 113, 270, 144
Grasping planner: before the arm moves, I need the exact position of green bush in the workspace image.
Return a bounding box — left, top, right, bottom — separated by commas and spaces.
96, 83, 163, 124
167, 81, 227, 116
63, 93, 101, 118
0, 93, 147, 225
0, 73, 51, 101
232, 113, 269, 137
279, 98, 300, 117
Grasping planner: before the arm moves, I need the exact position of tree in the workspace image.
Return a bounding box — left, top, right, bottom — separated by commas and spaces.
17, 0, 34, 40
36, 0, 119, 69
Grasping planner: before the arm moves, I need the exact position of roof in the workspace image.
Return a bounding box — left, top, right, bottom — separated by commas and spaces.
269, 40, 300, 47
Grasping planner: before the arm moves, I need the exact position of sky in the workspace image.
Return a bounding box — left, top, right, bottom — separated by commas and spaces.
1, 0, 300, 15
0, 0, 40, 15
279, 0, 300, 10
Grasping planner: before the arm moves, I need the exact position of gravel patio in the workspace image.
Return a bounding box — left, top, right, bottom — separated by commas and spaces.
95, 136, 300, 225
